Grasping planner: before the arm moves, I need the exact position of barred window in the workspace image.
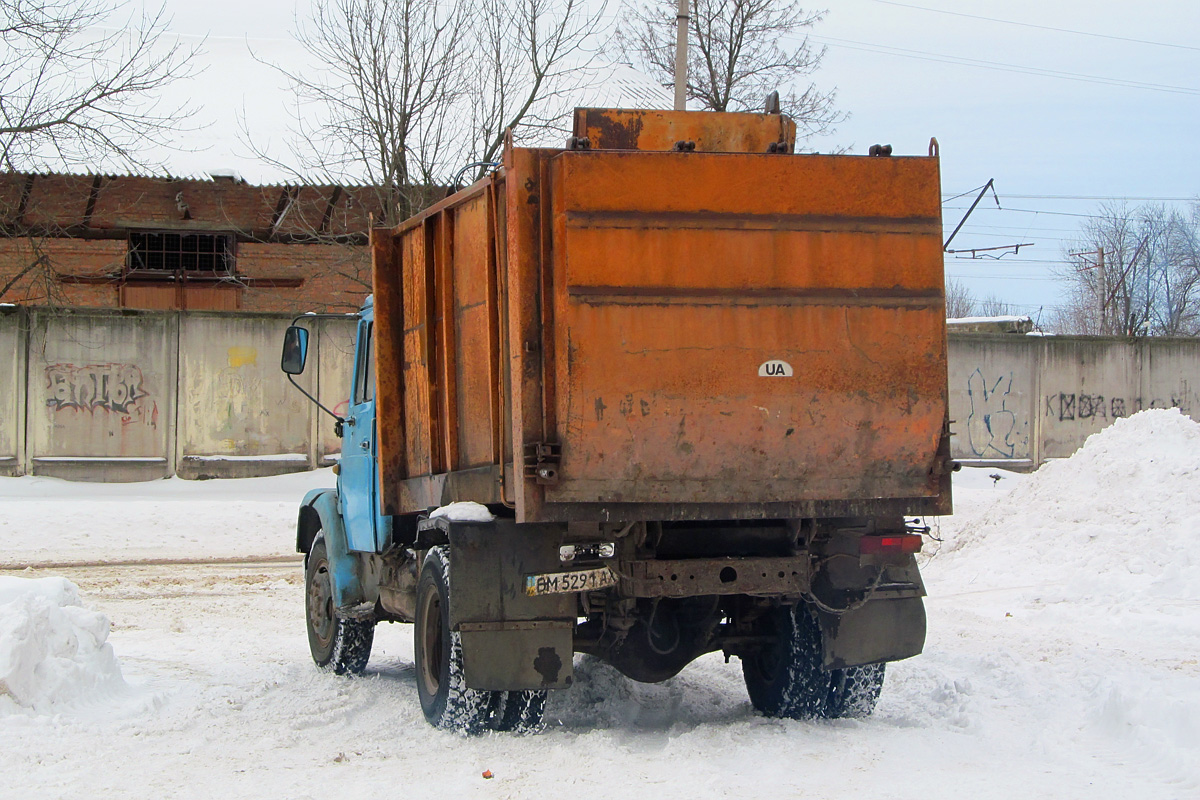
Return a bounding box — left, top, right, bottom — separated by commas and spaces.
127, 232, 234, 273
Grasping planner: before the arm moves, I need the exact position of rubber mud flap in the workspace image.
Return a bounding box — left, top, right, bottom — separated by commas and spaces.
818, 596, 926, 669
460, 628, 574, 690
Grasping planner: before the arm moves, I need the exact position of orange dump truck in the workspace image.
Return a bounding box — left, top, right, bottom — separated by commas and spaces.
285, 107, 952, 733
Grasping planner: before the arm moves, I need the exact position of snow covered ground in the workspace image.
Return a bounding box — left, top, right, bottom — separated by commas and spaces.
1, 410, 1197, 799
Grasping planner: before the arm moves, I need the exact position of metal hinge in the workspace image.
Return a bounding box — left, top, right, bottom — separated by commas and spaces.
524, 442, 561, 485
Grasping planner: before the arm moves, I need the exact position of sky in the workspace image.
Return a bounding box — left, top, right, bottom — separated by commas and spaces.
141, 0, 1200, 319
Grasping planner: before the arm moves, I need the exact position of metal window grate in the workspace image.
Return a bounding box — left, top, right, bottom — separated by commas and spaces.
127, 232, 234, 273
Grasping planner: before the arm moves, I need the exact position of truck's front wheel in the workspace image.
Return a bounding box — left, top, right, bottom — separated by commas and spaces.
305, 535, 374, 674
414, 546, 501, 733
741, 602, 884, 720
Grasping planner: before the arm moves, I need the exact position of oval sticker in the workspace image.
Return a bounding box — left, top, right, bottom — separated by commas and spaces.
758, 360, 794, 377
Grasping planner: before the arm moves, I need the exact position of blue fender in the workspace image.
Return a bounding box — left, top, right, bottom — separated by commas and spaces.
299, 489, 368, 611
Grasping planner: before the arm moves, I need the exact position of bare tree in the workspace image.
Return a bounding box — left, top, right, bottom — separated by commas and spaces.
0, 0, 196, 172
1052, 202, 1200, 337
978, 293, 1015, 317
261, 0, 610, 226
465, 0, 608, 177
616, 0, 843, 137
267, 0, 470, 227
0, 0, 196, 304
944, 277, 977, 319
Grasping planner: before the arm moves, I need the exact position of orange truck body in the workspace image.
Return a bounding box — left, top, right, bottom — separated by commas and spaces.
371, 108, 952, 524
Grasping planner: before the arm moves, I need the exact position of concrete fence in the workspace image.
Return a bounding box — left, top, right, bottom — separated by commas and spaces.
2, 306, 1198, 480
0, 306, 356, 481
948, 334, 1200, 469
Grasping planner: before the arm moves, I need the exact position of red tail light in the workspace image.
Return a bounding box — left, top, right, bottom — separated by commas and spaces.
859, 534, 923, 555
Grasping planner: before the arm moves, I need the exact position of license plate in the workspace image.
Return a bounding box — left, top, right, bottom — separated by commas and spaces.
525, 567, 617, 596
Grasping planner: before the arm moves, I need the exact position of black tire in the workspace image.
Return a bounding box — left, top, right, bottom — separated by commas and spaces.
305, 535, 374, 675
414, 546, 499, 733
489, 690, 548, 734
741, 602, 885, 720
824, 661, 885, 719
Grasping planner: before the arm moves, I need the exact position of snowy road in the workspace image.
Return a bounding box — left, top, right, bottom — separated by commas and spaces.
2, 411, 1198, 799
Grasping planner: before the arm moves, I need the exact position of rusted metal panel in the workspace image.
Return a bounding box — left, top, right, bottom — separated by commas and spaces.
573, 108, 797, 153
434, 211, 459, 471
450, 194, 496, 469
372, 227, 406, 514
620, 556, 810, 598
542, 151, 946, 511
504, 144, 559, 521
371, 117, 949, 524
401, 225, 433, 481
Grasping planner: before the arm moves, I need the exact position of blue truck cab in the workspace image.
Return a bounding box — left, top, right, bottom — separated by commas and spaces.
287, 297, 388, 606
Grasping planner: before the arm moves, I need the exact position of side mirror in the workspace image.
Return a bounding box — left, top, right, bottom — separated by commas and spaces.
281, 326, 309, 375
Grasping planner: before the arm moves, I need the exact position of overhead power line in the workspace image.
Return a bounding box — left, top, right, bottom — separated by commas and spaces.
943, 205, 1109, 220
809, 35, 1200, 96
868, 0, 1200, 53
944, 193, 1199, 202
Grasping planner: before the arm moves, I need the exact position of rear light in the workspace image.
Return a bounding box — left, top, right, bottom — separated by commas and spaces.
859, 534, 923, 556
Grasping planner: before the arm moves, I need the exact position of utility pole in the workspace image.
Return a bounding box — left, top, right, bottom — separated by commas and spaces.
674, 0, 689, 110
1071, 246, 1107, 334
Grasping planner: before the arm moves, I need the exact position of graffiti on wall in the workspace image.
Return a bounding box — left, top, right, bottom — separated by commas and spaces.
45, 363, 158, 428
1045, 392, 1188, 422
966, 368, 1026, 458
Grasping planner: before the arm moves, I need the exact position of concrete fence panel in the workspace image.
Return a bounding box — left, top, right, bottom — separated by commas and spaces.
176, 313, 315, 479
0, 307, 24, 476
1140, 338, 1200, 428
315, 316, 358, 465
1037, 338, 1142, 459
26, 309, 175, 481
947, 335, 1038, 467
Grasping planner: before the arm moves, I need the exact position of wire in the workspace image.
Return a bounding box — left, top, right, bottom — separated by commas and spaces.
867, 0, 1200, 53
946, 274, 1062, 282
942, 184, 987, 204
970, 194, 1198, 202
809, 34, 1200, 96
943, 205, 1108, 220
946, 258, 1063, 265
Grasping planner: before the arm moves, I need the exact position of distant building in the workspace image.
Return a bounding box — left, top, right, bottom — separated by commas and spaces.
0, 171, 384, 312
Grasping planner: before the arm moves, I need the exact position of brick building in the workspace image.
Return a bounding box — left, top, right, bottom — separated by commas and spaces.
0, 171, 390, 312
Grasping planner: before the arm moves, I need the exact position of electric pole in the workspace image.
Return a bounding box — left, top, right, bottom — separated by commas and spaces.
674, 0, 689, 110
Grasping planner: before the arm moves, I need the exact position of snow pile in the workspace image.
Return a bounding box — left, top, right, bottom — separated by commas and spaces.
0, 577, 128, 713
429, 501, 495, 523
936, 408, 1200, 602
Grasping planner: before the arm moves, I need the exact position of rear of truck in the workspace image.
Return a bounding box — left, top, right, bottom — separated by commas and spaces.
350, 108, 950, 730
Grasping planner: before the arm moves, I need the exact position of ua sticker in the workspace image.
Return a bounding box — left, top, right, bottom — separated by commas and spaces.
758, 360, 794, 377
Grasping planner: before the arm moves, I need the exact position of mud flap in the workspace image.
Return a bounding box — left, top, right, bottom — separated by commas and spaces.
817, 596, 927, 670
446, 520, 575, 690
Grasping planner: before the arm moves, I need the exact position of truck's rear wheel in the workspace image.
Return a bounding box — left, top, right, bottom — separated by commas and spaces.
490, 690, 547, 733
741, 602, 884, 720
305, 535, 374, 674
414, 546, 501, 733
